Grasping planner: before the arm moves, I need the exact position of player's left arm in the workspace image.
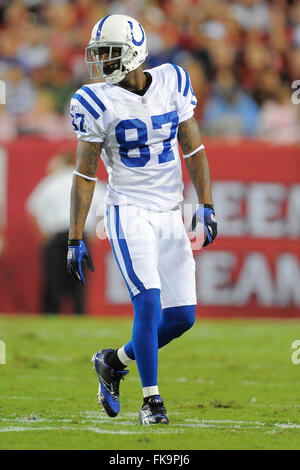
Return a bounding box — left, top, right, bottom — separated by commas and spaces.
178, 116, 217, 246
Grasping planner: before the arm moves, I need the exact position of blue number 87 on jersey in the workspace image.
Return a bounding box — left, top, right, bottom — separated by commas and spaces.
115, 110, 179, 168
71, 113, 87, 133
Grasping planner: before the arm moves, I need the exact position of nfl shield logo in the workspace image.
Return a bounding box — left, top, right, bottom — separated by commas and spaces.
141, 97, 148, 105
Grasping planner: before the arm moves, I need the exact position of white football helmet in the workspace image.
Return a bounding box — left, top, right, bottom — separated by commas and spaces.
85, 14, 148, 84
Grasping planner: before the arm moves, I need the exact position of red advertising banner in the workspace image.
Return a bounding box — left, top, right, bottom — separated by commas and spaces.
0, 138, 299, 317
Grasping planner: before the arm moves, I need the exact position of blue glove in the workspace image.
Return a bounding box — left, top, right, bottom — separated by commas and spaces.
191, 204, 217, 248
67, 240, 95, 285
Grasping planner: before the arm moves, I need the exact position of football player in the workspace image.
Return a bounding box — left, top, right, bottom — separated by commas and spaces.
67, 14, 217, 425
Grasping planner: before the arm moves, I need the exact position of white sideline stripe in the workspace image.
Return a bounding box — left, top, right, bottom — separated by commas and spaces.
44, 376, 74, 381
250, 404, 300, 408
0, 426, 182, 435
126, 376, 140, 382
1, 416, 180, 426
0, 396, 62, 401
183, 419, 300, 430
36, 355, 74, 363
186, 419, 266, 425
2, 417, 300, 433
181, 424, 263, 430
2, 421, 300, 434
275, 423, 300, 429
0, 418, 73, 423
195, 378, 215, 385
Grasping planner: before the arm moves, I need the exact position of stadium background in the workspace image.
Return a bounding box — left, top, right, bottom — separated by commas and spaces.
0, 0, 299, 318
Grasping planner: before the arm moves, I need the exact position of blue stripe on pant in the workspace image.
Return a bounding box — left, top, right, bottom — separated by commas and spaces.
107, 205, 146, 300
106, 206, 134, 298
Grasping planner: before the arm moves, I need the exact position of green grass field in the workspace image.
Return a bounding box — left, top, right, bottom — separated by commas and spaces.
0, 314, 300, 450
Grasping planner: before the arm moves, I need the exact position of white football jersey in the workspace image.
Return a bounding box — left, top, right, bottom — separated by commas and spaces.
70, 63, 197, 211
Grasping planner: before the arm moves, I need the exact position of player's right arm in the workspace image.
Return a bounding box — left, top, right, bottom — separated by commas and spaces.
67, 140, 103, 284
67, 86, 106, 283
69, 139, 103, 240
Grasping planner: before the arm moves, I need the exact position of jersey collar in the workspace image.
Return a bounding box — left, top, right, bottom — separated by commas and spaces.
107, 71, 155, 100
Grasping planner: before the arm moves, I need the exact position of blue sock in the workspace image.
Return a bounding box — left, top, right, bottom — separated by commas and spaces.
130, 288, 161, 388
157, 305, 195, 348
124, 304, 195, 362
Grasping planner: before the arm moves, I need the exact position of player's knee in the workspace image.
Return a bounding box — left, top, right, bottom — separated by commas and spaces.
176, 316, 195, 336
181, 315, 195, 333
167, 305, 195, 336
133, 288, 161, 326
159, 305, 195, 339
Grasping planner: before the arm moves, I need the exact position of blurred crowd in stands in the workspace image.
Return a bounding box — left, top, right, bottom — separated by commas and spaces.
1, 0, 300, 143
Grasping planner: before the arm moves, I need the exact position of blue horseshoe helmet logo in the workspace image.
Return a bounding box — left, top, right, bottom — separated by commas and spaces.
128, 21, 145, 46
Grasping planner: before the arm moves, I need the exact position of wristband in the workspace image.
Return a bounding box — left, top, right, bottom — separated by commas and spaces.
204, 204, 215, 211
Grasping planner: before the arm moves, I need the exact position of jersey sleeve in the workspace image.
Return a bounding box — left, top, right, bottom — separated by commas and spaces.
70, 86, 106, 142
169, 64, 197, 123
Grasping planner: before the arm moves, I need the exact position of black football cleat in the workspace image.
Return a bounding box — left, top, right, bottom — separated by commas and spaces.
92, 349, 129, 417
139, 395, 169, 425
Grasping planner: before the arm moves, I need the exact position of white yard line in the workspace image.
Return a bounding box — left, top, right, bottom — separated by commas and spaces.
250, 404, 300, 408
0, 396, 63, 401
186, 419, 267, 425
275, 423, 300, 429
1, 416, 300, 435
0, 425, 182, 435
